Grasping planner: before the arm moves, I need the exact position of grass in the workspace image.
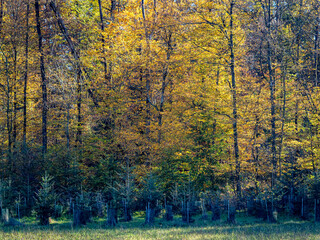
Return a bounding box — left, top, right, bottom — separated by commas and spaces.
1, 214, 320, 239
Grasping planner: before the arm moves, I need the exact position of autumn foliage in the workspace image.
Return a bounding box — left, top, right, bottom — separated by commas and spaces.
0, 0, 320, 224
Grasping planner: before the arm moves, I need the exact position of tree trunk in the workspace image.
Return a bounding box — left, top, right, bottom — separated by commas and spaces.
265, 0, 277, 208
211, 200, 220, 221
1, 208, 9, 224
229, 0, 241, 202
73, 205, 90, 227
39, 212, 49, 225
66, 105, 70, 150
227, 199, 236, 224
278, 64, 287, 177
5, 55, 12, 166
106, 208, 117, 226
98, 0, 108, 83
13, 46, 17, 153
76, 67, 82, 147
145, 202, 155, 224
141, 0, 151, 166
200, 199, 208, 220
182, 201, 194, 223
315, 199, 320, 222
123, 203, 132, 222
35, 0, 48, 155
314, 5, 319, 86
73, 207, 81, 227
0, 0, 3, 33
158, 34, 172, 143
165, 204, 173, 221
23, 0, 30, 145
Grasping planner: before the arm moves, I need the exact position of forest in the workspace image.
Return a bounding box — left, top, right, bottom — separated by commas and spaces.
0, 0, 320, 237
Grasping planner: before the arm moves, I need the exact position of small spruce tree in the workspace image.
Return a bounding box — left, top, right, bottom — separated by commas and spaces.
34, 172, 56, 225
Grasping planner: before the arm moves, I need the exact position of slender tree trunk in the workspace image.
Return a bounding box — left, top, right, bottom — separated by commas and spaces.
0, 0, 3, 33
66, 104, 70, 150
278, 64, 287, 177
145, 74, 151, 159
5, 56, 12, 165
35, 0, 48, 155
314, 20, 319, 86
76, 67, 82, 146
310, 122, 317, 177
266, 0, 276, 194
315, 15, 319, 86
13, 45, 17, 152
108, 0, 115, 84
98, 0, 108, 83
158, 35, 172, 143
229, 0, 241, 201
110, 0, 115, 21
141, 0, 151, 166
23, 0, 30, 145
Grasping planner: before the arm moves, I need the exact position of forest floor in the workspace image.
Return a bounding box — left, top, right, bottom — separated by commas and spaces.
1, 214, 320, 239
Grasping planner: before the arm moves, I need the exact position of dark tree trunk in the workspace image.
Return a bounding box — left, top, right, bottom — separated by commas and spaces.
315, 14, 319, 86
98, 0, 108, 83
227, 199, 236, 224
123, 201, 132, 222
0, 0, 3, 33
200, 199, 208, 220
158, 34, 172, 143
315, 199, 320, 222
265, 0, 276, 212
73, 206, 90, 227
278, 64, 287, 177
145, 202, 155, 224
181, 201, 194, 223
211, 200, 220, 221
39, 213, 49, 225
5, 56, 12, 165
263, 199, 277, 223
1, 208, 9, 224
76, 67, 82, 147
229, 0, 241, 202
35, 0, 48, 155
13, 46, 17, 153
301, 195, 308, 220
73, 208, 81, 227
106, 208, 117, 226
23, 0, 30, 145
66, 106, 70, 150
165, 204, 173, 221
141, 0, 151, 166
145, 73, 151, 166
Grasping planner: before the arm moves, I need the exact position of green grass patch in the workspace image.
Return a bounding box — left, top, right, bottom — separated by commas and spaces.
1, 215, 320, 239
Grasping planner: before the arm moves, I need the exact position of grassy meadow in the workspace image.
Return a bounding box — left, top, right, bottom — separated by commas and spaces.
1, 214, 320, 240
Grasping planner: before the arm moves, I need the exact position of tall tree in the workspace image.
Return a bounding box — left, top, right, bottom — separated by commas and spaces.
23, 0, 30, 145
229, 0, 241, 200
35, 0, 48, 155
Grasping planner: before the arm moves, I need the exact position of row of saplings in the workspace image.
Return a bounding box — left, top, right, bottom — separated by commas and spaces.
2, 174, 320, 226
1, 193, 307, 227
1, 173, 231, 226
1, 192, 314, 227
0, 195, 233, 227
0, 173, 238, 226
